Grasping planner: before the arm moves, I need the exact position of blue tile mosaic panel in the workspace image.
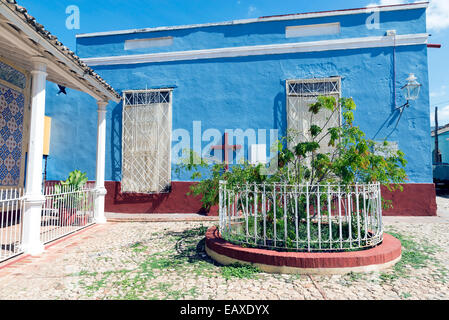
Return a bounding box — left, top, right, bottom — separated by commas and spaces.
0, 60, 26, 90
0, 82, 25, 186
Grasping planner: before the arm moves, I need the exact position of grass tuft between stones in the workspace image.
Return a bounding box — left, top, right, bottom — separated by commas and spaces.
221, 263, 261, 280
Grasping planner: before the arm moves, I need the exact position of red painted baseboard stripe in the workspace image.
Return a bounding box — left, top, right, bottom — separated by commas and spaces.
206, 226, 402, 269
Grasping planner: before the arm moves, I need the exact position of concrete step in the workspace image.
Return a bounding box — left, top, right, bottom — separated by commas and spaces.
105, 212, 218, 222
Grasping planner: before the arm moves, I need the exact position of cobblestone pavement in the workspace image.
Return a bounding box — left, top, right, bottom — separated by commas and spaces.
0, 201, 448, 300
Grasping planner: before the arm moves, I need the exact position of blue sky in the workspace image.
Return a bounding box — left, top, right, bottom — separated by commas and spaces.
18, 0, 449, 125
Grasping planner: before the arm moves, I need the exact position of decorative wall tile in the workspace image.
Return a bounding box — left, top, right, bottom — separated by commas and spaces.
0, 61, 26, 90
0, 82, 24, 186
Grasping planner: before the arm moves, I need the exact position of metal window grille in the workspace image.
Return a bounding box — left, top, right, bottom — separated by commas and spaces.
122, 89, 172, 193
0, 188, 24, 262
286, 77, 341, 154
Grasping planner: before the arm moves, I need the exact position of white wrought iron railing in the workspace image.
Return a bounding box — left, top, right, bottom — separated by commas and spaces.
219, 181, 383, 252
0, 188, 24, 262
40, 185, 96, 244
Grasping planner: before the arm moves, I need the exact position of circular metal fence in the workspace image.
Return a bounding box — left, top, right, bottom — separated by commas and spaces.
218, 181, 383, 252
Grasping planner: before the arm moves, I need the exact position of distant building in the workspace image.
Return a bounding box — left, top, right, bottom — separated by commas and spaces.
431, 125, 448, 165
431, 124, 449, 183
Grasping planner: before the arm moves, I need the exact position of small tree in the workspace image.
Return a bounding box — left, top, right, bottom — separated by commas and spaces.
175, 150, 268, 211
177, 96, 407, 211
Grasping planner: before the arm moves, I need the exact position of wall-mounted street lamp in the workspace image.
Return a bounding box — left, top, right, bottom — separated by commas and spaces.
401, 73, 422, 105
395, 73, 422, 111
393, 73, 422, 130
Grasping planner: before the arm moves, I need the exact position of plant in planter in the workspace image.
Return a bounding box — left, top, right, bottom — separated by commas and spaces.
175, 150, 268, 212
178, 96, 407, 251
53, 170, 89, 226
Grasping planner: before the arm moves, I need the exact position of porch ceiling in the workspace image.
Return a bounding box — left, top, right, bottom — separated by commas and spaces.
0, 0, 121, 103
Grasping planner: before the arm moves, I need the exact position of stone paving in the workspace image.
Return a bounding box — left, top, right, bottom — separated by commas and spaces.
0, 199, 448, 300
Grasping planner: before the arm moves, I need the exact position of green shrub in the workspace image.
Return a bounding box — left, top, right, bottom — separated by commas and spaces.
178, 96, 406, 210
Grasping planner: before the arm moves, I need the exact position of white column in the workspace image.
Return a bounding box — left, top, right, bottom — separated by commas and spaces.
94, 100, 108, 223
21, 57, 47, 255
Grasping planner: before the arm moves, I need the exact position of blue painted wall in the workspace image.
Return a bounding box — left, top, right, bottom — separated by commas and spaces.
44, 7, 432, 184
431, 131, 449, 164
76, 9, 427, 58
44, 82, 99, 181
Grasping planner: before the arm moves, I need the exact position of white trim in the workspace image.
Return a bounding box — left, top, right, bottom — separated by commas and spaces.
123, 88, 174, 93
82, 33, 429, 66
76, 2, 429, 39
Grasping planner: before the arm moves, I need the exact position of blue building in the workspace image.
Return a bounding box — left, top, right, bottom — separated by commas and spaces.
43, 2, 436, 215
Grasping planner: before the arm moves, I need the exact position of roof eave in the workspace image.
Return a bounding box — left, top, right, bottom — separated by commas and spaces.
0, 0, 120, 103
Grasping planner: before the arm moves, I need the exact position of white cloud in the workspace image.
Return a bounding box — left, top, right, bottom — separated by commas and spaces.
426, 0, 449, 31
367, 0, 449, 31
248, 5, 257, 16
431, 85, 448, 98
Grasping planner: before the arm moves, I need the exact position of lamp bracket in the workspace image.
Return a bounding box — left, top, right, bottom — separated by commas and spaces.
395, 101, 410, 110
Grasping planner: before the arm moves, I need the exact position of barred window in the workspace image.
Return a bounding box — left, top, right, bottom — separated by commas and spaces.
287, 78, 340, 96
286, 77, 341, 157
124, 91, 170, 106
121, 89, 172, 193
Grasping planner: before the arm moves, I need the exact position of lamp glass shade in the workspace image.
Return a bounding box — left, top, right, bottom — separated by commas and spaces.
403, 73, 421, 101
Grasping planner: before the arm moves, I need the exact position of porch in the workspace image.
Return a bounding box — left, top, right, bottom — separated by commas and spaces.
0, 0, 120, 262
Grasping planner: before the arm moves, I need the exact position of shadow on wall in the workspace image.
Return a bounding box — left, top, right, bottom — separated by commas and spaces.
372, 105, 403, 140
372, 47, 401, 141
111, 100, 123, 181
112, 182, 170, 204
273, 86, 286, 136
371, 45, 428, 141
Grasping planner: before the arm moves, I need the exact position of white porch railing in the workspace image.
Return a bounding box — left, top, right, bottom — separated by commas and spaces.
1, 185, 98, 263
219, 181, 383, 252
0, 188, 25, 262
40, 185, 96, 244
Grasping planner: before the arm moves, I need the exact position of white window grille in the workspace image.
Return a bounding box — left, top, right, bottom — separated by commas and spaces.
286, 77, 341, 155
122, 89, 172, 193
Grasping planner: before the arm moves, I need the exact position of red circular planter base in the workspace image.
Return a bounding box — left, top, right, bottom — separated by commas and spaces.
205, 226, 402, 275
